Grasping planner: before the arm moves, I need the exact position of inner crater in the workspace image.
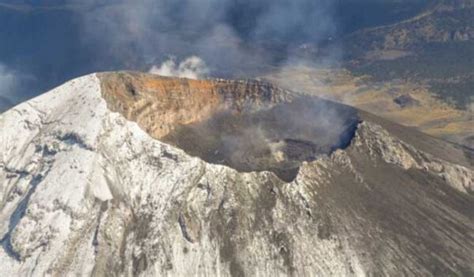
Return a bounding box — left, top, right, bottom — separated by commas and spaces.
99, 72, 359, 182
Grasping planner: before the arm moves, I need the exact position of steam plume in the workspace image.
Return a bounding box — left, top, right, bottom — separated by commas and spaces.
80, 0, 337, 77
0, 64, 19, 111
149, 56, 209, 80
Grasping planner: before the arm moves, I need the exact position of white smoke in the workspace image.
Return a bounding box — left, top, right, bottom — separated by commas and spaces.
0, 63, 36, 112
149, 56, 209, 80
78, 0, 337, 79
0, 64, 17, 111
0, 64, 17, 96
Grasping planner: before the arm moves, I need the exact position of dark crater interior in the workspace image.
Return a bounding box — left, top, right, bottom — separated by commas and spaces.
164, 97, 360, 182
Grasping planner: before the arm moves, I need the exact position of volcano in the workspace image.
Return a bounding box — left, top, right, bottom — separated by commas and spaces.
0, 72, 473, 276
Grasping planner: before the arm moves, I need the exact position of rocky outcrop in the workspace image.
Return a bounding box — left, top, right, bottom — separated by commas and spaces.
99, 72, 292, 139
0, 73, 473, 276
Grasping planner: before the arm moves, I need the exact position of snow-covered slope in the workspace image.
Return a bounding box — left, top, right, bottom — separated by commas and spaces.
0, 73, 473, 276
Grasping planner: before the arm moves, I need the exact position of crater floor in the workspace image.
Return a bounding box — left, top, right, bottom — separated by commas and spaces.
164, 97, 359, 181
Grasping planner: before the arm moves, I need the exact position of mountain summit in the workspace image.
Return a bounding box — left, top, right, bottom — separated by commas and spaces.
1, 72, 473, 276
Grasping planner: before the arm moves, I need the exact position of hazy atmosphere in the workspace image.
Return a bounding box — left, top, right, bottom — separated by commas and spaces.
0, 0, 433, 109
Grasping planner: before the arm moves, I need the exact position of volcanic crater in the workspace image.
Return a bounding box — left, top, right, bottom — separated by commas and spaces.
99, 72, 360, 181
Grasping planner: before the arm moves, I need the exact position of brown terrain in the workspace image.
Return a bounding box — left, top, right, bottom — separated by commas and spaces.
264, 65, 474, 148
306, 0, 473, 149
